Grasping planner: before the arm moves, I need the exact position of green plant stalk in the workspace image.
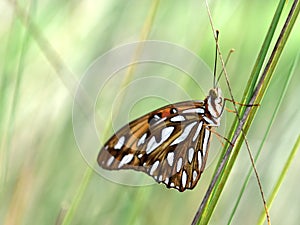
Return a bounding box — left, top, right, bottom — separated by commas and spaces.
197, 0, 287, 222
242, 0, 286, 103
211, 0, 286, 181
203, 1, 287, 215
227, 51, 298, 225
245, 0, 300, 132
257, 134, 300, 225
197, 1, 300, 224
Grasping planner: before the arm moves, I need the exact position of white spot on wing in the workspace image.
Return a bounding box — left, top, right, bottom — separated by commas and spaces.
170, 115, 185, 122
177, 157, 183, 172
162, 126, 174, 138
114, 136, 125, 149
202, 128, 211, 156
193, 121, 203, 142
188, 147, 194, 164
193, 170, 198, 182
164, 177, 169, 184
118, 153, 134, 168
146, 136, 156, 154
154, 114, 160, 119
167, 152, 174, 166
198, 151, 202, 170
137, 133, 147, 146
106, 156, 114, 166
203, 116, 215, 125
158, 175, 163, 182
150, 160, 160, 175
170, 182, 175, 187
153, 117, 167, 125
146, 127, 174, 154
170, 121, 197, 146
182, 170, 187, 188
182, 108, 205, 114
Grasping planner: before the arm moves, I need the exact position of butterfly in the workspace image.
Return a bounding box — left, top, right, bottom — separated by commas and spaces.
97, 87, 224, 192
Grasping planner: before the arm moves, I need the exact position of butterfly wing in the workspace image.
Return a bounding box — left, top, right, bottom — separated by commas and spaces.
97, 100, 214, 192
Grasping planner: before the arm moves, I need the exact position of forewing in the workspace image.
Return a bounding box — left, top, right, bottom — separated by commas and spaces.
97, 100, 211, 191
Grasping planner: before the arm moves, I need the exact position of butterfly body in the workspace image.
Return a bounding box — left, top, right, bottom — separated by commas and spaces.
98, 87, 223, 192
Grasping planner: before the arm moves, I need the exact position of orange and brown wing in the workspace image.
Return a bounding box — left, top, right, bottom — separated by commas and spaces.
97, 100, 212, 192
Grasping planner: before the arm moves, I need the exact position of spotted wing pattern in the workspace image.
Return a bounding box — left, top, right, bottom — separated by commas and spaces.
97, 100, 219, 192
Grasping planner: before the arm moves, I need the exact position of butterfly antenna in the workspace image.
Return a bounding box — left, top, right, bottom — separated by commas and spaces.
213, 30, 219, 88
216, 49, 235, 84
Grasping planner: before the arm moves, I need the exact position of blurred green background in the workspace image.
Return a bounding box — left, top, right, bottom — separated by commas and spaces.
1, 1, 299, 225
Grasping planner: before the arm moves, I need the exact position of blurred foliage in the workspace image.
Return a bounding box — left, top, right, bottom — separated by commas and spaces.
0, 1, 299, 225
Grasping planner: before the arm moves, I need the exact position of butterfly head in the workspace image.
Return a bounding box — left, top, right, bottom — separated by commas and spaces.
207, 87, 223, 119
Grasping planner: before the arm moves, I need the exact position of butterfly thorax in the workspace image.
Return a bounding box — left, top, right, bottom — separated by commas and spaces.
205, 87, 223, 126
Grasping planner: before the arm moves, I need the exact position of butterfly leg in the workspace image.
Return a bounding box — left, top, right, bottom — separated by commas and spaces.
224, 107, 235, 113
224, 98, 260, 107
204, 125, 234, 147
224, 98, 259, 115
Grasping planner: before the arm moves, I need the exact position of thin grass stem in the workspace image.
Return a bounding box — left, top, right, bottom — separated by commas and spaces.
257, 134, 300, 224
194, 1, 300, 224
228, 49, 298, 225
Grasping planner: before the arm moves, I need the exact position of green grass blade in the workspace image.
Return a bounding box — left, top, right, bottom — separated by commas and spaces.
206, 0, 287, 204
227, 51, 298, 225
256, 54, 300, 224
258, 134, 300, 224
196, 1, 300, 224
242, 0, 286, 102
197, 0, 287, 223
211, 0, 287, 181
